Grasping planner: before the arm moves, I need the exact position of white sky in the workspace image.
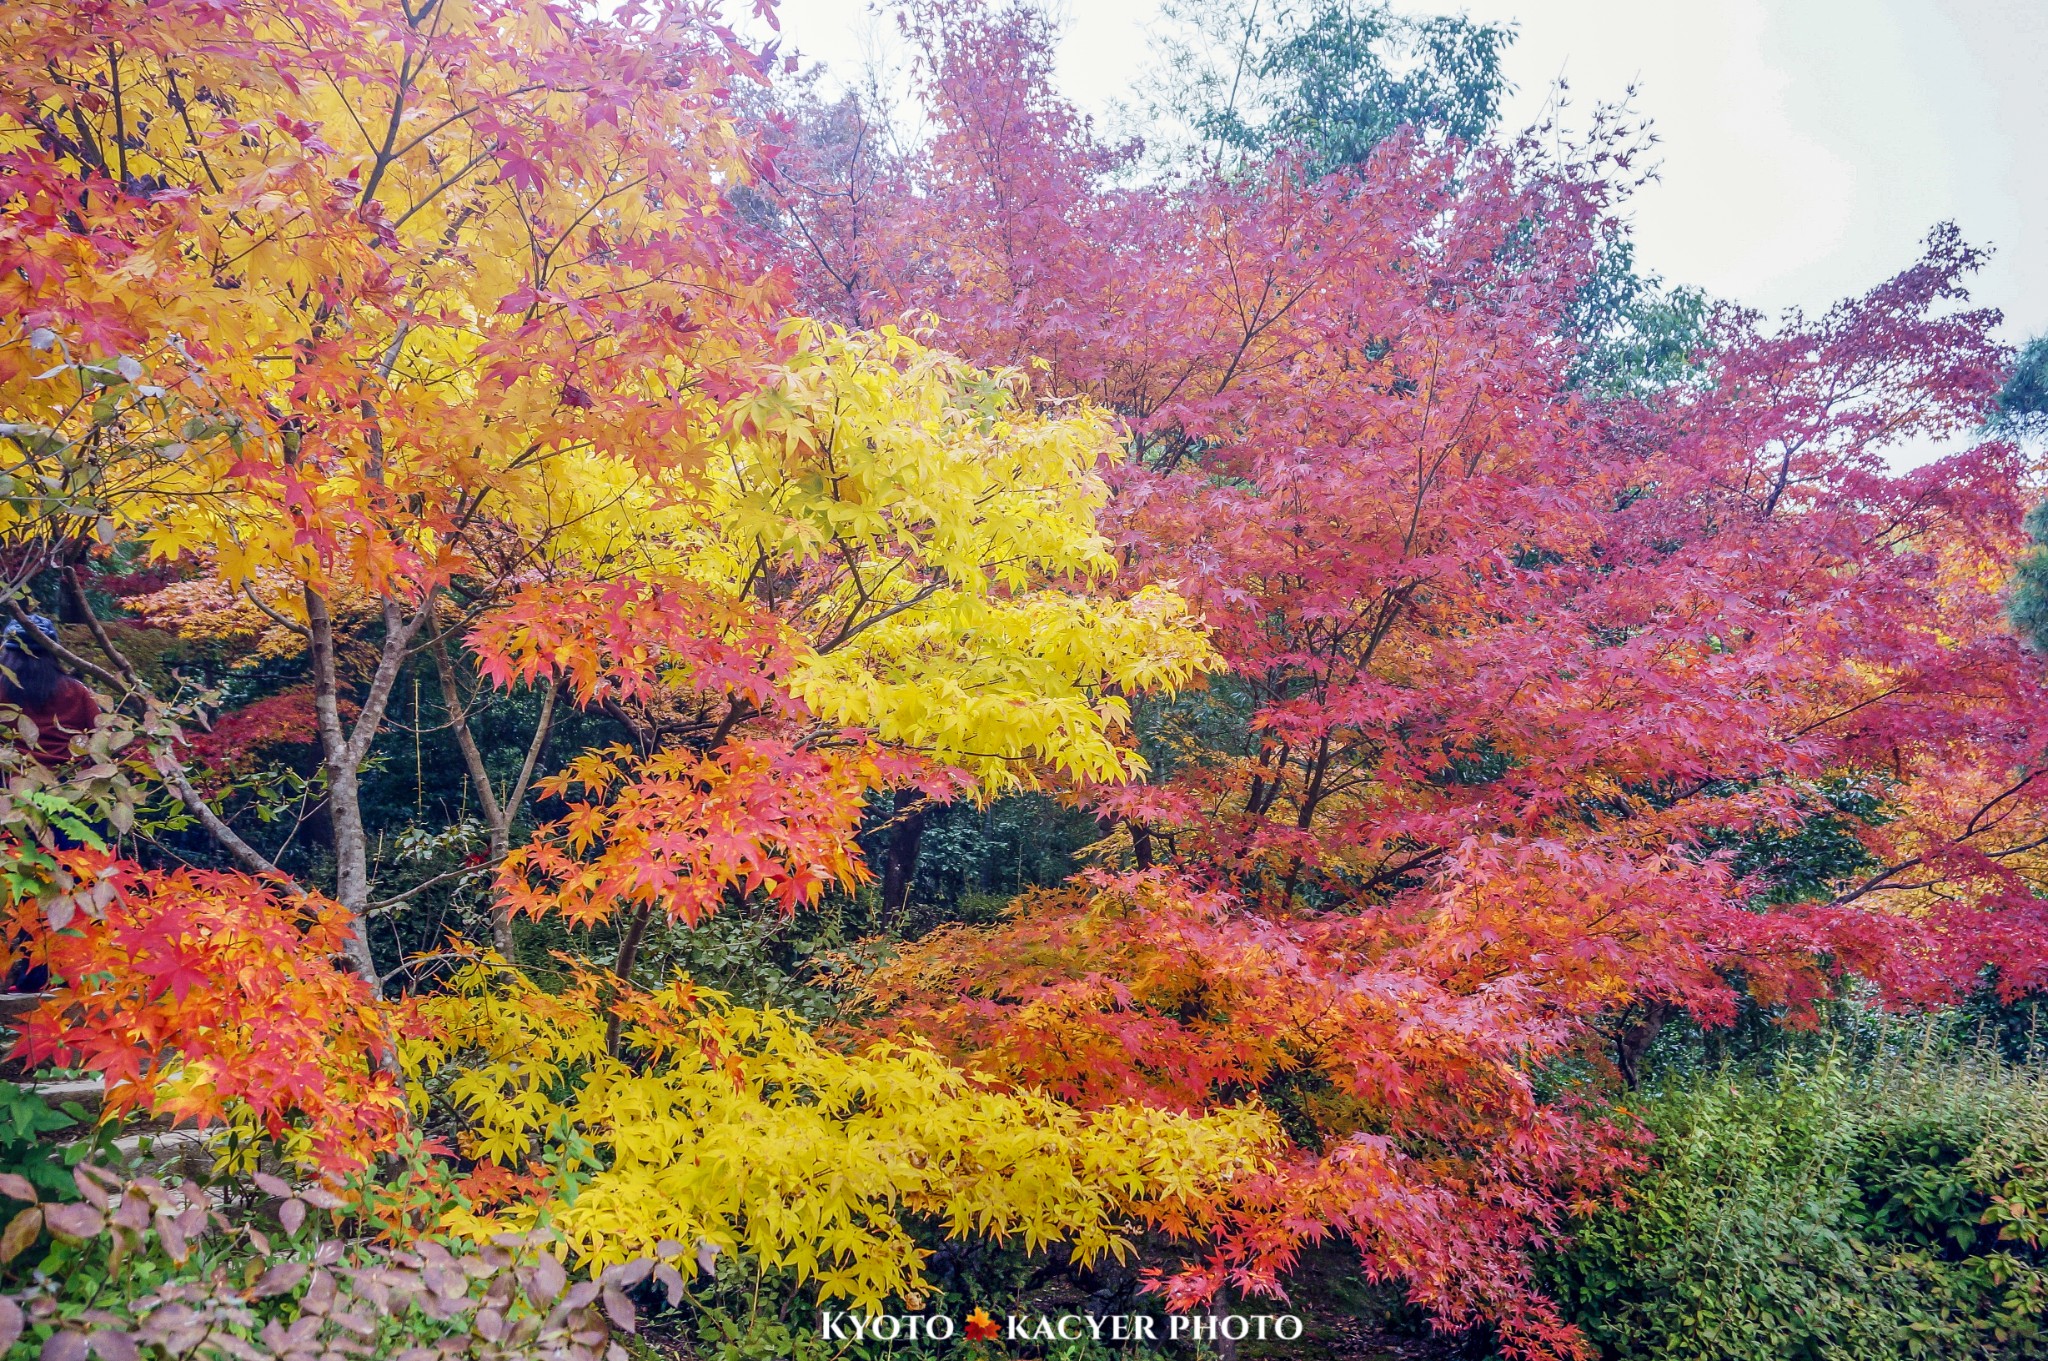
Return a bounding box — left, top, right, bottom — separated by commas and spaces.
768, 0, 2044, 350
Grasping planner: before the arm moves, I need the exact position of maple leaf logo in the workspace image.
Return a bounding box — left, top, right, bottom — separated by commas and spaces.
963, 1307, 1001, 1341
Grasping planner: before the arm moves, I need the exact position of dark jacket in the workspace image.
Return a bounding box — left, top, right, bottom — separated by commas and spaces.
6, 674, 98, 764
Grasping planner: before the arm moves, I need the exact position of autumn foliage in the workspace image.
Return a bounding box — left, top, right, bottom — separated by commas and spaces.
1, 0, 2046, 1354
863, 872, 1644, 1345
773, 1, 2048, 1350
499, 741, 882, 927
400, 958, 1286, 1313
9, 859, 405, 1170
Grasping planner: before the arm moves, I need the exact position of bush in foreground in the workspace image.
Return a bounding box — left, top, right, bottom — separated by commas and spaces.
1542, 1040, 2048, 1360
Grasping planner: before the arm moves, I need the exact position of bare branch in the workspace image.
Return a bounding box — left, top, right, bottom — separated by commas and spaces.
150, 747, 303, 888
429, 622, 507, 834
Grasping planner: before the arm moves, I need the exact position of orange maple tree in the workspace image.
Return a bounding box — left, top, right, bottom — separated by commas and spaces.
0, 0, 787, 975
9, 854, 404, 1170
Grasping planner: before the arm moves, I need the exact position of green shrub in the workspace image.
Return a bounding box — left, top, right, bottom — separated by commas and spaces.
1542, 1041, 2048, 1359
0, 1083, 108, 1207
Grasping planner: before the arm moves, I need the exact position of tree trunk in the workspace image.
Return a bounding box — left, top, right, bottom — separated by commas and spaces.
324, 759, 382, 982
1127, 817, 1154, 871
880, 788, 926, 927
605, 903, 656, 1057
430, 628, 557, 957
1615, 1000, 1676, 1088
306, 587, 435, 993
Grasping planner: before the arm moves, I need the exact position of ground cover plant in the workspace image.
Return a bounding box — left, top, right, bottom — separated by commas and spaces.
0, 0, 2045, 1356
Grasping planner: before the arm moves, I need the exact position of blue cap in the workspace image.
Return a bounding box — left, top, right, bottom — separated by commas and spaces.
1, 614, 57, 645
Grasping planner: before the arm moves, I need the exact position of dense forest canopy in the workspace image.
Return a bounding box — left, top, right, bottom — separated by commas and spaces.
0, 0, 2043, 1357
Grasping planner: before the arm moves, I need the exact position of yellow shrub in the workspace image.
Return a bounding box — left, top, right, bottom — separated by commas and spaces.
401, 962, 1283, 1312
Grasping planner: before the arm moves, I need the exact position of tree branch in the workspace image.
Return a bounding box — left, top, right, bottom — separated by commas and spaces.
429, 623, 507, 834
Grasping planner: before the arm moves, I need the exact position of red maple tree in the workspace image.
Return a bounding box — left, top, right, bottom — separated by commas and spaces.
793, 5, 2048, 1351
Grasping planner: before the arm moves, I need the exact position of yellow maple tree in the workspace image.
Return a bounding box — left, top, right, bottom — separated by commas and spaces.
403, 960, 1283, 1313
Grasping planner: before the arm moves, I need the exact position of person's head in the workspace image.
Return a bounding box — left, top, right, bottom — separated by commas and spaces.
0, 617, 62, 707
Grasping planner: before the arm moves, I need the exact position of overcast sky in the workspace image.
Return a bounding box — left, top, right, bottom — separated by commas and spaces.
769, 0, 2045, 351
